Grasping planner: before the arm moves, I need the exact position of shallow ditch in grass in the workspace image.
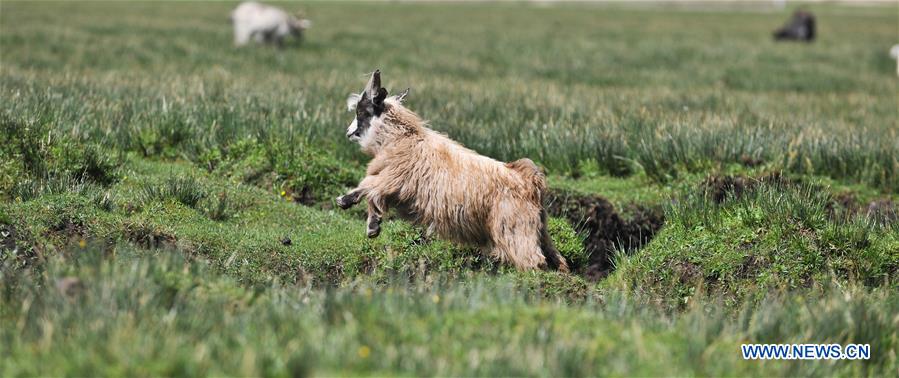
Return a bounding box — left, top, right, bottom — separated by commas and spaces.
542, 171, 897, 282
545, 189, 665, 281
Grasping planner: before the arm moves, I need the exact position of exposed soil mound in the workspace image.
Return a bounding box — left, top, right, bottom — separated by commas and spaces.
701, 172, 789, 203
739, 154, 765, 168
123, 222, 177, 249
48, 217, 88, 239
0, 223, 42, 269
0, 223, 16, 252
545, 190, 665, 281
289, 186, 317, 206
702, 172, 898, 226
865, 199, 898, 225
829, 194, 898, 225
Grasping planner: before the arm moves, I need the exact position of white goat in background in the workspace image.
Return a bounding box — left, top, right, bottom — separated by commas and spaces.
230, 1, 310, 47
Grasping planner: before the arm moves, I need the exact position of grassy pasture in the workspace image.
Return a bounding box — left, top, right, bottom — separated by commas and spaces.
1, 1, 898, 376
3, 1, 897, 185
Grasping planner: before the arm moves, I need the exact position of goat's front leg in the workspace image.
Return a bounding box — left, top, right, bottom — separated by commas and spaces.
337, 175, 390, 238
336, 175, 381, 210
336, 188, 364, 210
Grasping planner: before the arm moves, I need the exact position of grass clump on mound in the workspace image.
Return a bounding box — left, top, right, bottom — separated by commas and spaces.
547, 216, 589, 269
609, 182, 899, 307
139, 176, 207, 209
0, 114, 120, 200
197, 136, 360, 205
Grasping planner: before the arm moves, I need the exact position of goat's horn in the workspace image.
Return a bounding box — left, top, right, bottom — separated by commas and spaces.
397, 87, 410, 102
365, 70, 381, 98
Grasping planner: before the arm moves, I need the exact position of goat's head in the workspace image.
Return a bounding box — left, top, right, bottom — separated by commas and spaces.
289, 15, 311, 35
345, 70, 387, 143
345, 70, 410, 145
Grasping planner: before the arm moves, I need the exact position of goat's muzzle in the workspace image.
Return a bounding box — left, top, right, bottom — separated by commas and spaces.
346, 119, 361, 140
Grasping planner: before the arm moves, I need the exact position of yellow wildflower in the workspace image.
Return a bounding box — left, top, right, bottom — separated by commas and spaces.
357, 345, 371, 359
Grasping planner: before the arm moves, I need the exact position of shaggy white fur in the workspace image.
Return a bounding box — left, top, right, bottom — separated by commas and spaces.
337, 71, 569, 272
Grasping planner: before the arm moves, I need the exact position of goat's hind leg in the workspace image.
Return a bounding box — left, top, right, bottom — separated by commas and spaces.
336, 191, 384, 238
489, 201, 546, 271
365, 199, 385, 238
337, 175, 389, 238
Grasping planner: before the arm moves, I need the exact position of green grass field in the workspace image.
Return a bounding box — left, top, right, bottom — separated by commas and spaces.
1, 1, 897, 376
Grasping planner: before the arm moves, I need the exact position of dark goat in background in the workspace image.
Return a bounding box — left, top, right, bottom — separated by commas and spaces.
774, 10, 816, 42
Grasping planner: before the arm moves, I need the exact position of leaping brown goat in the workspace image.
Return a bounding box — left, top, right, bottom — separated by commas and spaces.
336, 70, 568, 272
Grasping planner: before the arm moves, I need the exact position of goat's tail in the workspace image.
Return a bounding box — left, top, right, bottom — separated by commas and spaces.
506, 158, 569, 272
505, 158, 546, 203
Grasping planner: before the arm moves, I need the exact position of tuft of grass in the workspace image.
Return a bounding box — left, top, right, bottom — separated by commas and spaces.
201, 191, 232, 221
199, 136, 360, 205
0, 114, 120, 199
11, 175, 98, 202
547, 216, 589, 269
139, 176, 207, 209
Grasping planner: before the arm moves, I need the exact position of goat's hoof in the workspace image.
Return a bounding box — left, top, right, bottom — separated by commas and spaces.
336, 196, 352, 210
366, 226, 380, 238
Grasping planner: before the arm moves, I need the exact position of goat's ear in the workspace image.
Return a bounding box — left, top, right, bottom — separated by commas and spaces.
373, 87, 388, 105
396, 88, 410, 103
346, 93, 361, 111
364, 69, 381, 99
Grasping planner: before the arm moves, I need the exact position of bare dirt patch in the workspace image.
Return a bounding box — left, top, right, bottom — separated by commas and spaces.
865, 199, 898, 225
0, 223, 43, 270
0, 223, 17, 252
700, 172, 789, 203
48, 217, 89, 240
545, 189, 665, 281
123, 222, 178, 249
